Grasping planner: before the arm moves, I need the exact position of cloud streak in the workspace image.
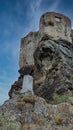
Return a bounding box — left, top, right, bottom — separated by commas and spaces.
49, 0, 61, 11
26, 0, 61, 32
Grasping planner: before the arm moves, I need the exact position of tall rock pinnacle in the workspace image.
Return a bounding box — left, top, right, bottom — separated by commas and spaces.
9, 12, 73, 101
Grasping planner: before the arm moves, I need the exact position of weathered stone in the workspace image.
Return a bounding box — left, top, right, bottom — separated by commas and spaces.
19, 12, 72, 69
19, 32, 41, 69
9, 78, 23, 99
8, 12, 73, 102
18, 65, 34, 76
39, 12, 72, 42
33, 38, 73, 100
0, 96, 73, 130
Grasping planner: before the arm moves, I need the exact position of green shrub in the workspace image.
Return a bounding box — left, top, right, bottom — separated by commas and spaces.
48, 93, 69, 104
0, 124, 16, 130
53, 93, 69, 104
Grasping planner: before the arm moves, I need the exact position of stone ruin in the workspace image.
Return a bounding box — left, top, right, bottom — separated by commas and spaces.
9, 12, 73, 100
40, 12, 72, 42
19, 12, 72, 69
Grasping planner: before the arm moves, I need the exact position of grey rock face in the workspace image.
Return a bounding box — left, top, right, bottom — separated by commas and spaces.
33, 38, 73, 100
15, 12, 73, 101
9, 34, 73, 101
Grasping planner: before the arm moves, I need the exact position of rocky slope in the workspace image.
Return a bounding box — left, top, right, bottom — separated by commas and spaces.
0, 93, 73, 130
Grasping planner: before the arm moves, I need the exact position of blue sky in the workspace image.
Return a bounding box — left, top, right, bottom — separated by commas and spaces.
0, 0, 73, 105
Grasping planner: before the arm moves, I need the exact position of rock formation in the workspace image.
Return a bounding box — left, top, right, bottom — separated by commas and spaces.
19, 12, 72, 69
9, 12, 73, 101
0, 12, 73, 130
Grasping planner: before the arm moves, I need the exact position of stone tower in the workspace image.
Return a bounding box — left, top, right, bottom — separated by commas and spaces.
19, 12, 72, 69
39, 12, 72, 42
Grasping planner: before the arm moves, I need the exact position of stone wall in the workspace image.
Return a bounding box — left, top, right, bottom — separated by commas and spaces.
19, 32, 40, 68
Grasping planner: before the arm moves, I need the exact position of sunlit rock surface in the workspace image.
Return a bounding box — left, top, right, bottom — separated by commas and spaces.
20, 75, 34, 95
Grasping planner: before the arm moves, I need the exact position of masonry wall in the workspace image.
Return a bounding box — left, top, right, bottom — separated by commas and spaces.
19, 32, 39, 68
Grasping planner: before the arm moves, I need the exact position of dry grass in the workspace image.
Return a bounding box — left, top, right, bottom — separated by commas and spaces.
18, 95, 38, 104
47, 114, 51, 120
36, 118, 45, 126
22, 123, 36, 130
54, 115, 63, 125
17, 101, 25, 106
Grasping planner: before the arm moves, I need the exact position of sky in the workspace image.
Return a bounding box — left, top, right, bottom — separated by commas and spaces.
0, 0, 73, 105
